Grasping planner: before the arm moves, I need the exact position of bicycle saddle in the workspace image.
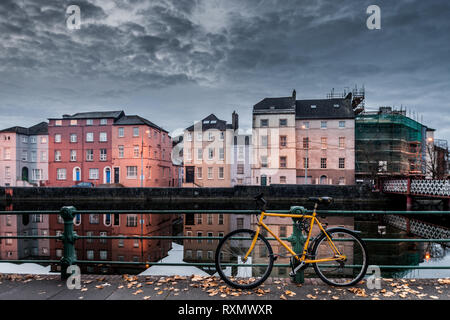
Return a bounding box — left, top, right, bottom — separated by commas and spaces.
308, 196, 333, 204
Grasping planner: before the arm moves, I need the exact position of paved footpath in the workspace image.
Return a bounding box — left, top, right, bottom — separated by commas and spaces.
0, 274, 448, 300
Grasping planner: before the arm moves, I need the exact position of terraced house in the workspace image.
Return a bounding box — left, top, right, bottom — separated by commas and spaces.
252, 90, 363, 185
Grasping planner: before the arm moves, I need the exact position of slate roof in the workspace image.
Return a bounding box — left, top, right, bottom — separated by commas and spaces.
253, 93, 355, 119
49, 111, 125, 120
253, 97, 296, 111
0, 122, 48, 135
114, 115, 168, 133
185, 114, 230, 131
295, 98, 354, 120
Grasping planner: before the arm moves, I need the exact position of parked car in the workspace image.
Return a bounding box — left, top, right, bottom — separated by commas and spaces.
71, 182, 94, 187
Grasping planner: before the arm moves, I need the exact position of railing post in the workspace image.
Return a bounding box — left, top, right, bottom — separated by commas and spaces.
60, 206, 77, 280
287, 206, 307, 284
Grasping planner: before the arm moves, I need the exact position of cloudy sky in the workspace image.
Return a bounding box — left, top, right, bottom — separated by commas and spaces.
0, 0, 449, 140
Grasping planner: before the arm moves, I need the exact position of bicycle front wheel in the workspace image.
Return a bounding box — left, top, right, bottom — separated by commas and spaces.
312, 228, 368, 287
215, 229, 274, 289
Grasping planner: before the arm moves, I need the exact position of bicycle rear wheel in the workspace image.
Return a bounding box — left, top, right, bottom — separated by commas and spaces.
312, 228, 368, 286
215, 229, 274, 289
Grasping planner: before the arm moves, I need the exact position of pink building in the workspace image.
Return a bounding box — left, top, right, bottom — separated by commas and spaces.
252, 90, 357, 185
111, 115, 175, 187
48, 111, 125, 186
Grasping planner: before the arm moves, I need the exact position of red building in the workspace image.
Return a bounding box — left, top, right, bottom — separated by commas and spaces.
48, 111, 125, 186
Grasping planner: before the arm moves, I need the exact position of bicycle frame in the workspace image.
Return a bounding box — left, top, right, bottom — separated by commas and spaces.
243, 203, 346, 264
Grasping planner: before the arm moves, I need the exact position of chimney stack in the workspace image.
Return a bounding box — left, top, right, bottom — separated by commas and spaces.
232, 111, 239, 131
292, 89, 296, 101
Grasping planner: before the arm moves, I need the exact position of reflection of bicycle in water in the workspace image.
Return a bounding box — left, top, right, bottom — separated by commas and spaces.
215, 194, 369, 289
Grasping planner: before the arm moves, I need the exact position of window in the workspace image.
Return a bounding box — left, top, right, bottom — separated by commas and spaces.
86, 119, 93, 126
303, 137, 309, 149
89, 214, 99, 224
70, 150, 77, 162
208, 132, 213, 141
118, 236, 124, 247
100, 231, 107, 244
118, 127, 124, 137
302, 121, 310, 129
99, 132, 107, 142
321, 121, 327, 129
100, 119, 108, 125
339, 158, 345, 169
238, 146, 244, 160
54, 150, 61, 162
55, 120, 62, 126
279, 119, 287, 127
86, 149, 94, 161
30, 136, 36, 143
197, 250, 202, 259
280, 176, 287, 183
32, 169, 42, 181
56, 249, 62, 258
196, 132, 202, 141
86, 132, 94, 142
74, 213, 81, 225
321, 137, 327, 149
334, 104, 340, 108
5, 166, 11, 179
197, 232, 202, 243
133, 127, 139, 137
87, 250, 94, 260
133, 145, 139, 158
303, 157, 309, 169
118, 145, 124, 158
208, 167, 213, 179
260, 119, 268, 127
21, 150, 27, 161
197, 167, 202, 179
5, 233, 12, 245
280, 135, 287, 147
339, 137, 345, 149
41, 151, 47, 161
237, 164, 244, 175
113, 214, 120, 226
100, 149, 107, 161
70, 119, 77, 126
185, 250, 192, 259
311, 105, 317, 109
57, 168, 66, 180
208, 148, 214, 160
100, 250, 108, 260
320, 158, 327, 169
339, 121, 346, 128
218, 214, 224, 225
134, 239, 139, 248
70, 134, 77, 143
197, 148, 202, 160
280, 226, 287, 237
207, 214, 213, 225
219, 148, 224, 160
280, 156, 287, 168
186, 132, 192, 141
40, 137, 47, 144
207, 251, 213, 260
261, 135, 268, 147
54, 134, 61, 143
127, 166, 138, 178
89, 168, 99, 180
261, 156, 268, 168
4, 148, 11, 160
196, 214, 202, 225
218, 167, 224, 179
126, 214, 138, 227
339, 177, 345, 185
219, 132, 224, 141
30, 151, 36, 162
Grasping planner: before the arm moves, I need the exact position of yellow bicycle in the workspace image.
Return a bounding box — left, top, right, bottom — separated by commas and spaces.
215, 194, 368, 289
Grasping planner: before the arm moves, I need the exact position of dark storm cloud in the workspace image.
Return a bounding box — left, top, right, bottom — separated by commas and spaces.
0, 0, 449, 141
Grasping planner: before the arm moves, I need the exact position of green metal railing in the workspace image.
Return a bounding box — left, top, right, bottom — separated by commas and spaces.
0, 207, 449, 282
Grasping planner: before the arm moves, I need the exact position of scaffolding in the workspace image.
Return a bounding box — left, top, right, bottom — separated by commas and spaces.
355, 107, 425, 178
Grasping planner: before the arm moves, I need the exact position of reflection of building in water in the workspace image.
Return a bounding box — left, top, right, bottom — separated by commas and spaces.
251, 215, 355, 278
183, 213, 230, 265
